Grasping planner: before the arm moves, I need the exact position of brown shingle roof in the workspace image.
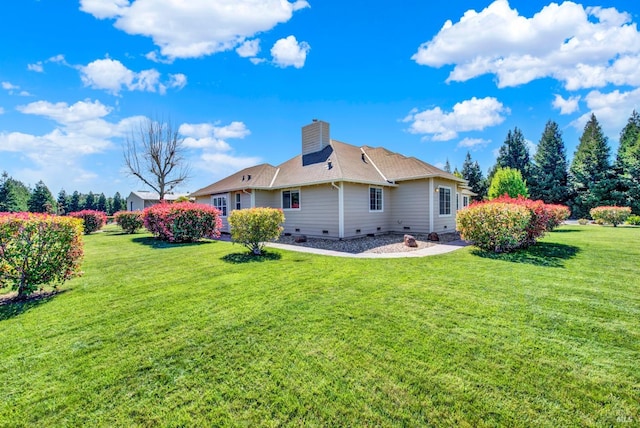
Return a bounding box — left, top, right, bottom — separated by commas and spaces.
191, 140, 464, 197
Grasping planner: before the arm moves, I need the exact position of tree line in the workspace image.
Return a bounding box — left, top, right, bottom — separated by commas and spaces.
0, 172, 126, 215
445, 110, 640, 218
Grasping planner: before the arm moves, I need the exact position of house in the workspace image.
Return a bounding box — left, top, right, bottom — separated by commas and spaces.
125, 191, 190, 211
191, 120, 474, 239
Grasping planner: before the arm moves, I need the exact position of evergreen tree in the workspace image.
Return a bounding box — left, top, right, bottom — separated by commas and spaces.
569, 114, 611, 218
529, 120, 570, 204
493, 127, 533, 183
28, 180, 56, 213
453, 167, 463, 178
97, 193, 108, 212
444, 159, 451, 173
84, 191, 96, 210
461, 152, 487, 201
615, 111, 640, 213
112, 192, 124, 213
57, 189, 69, 215
69, 191, 81, 213
0, 172, 30, 212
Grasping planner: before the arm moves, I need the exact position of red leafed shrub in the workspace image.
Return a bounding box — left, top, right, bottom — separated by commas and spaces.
114, 211, 144, 234
458, 196, 571, 252
0, 213, 84, 299
545, 204, 571, 231
456, 202, 531, 253
143, 202, 222, 242
68, 210, 107, 234
590, 206, 631, 227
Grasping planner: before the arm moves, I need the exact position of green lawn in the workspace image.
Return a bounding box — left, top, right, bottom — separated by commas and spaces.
1, 225, 639, 427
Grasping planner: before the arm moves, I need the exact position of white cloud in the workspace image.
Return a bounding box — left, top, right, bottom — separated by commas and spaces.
412, 0, 640, 90
236, 39, 261, 58
48, 54, 68, 65
79, 58, 185, 95
571, 88, 640, 137
17, 99, 112, 124
80, 0, 309, 60
168, 73, 187, 90
28, 62, 44, 73
2, 81, 19, 91
179, 121, 250, 150
0, 107, 4, 115
200, 153, 262, 170
404, 97, 509, 141
271, 35, 310, 68
457, 137, 490, 149
2, 81, 31, 96
553, 94, 581, 115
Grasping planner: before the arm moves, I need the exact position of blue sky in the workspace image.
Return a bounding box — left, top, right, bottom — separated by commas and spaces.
1, 0, 639, 196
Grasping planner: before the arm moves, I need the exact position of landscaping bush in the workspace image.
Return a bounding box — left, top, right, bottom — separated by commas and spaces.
578, 218, 589, 225
488, 167, 529, 199
143, 202, 222, 242
228, 208, 285, 255
0, 213, 84, 299
68, 210, 107, 234
626, 215, 640, 226
590, 206, 632, 227
114, 211, 144, 234
456, 202, 531, 253
545, 204, 571, 231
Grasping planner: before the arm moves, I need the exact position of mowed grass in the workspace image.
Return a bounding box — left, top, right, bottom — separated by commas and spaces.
1, 225, 639, 427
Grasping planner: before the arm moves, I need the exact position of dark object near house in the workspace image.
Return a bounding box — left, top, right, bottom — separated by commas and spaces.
404, 234, 418, 247
294, 235, 307, 243
428, 232, 439, 241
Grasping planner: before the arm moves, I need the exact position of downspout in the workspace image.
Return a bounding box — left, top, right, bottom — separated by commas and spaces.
429, 178, 434, 232
331, 182, 344, 239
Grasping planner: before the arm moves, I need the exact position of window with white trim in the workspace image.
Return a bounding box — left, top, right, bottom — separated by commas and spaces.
439, 187, 451, 216
235, 193, 241, 210
282, 190, 300, 210
369, 187, 383, 211
212, 196, 227, 216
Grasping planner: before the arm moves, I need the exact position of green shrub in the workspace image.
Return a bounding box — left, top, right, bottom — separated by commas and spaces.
626, 215, 640, 225
114, 211, 144, 234
0, 213, 84, 299
228, 208, 285, 255
589, 206, 631, 227
68, 210, 107, 234
143, 202, 222, 242
488, 167, 529, 199
577, 218, 589, 225
456, 202, 531, 253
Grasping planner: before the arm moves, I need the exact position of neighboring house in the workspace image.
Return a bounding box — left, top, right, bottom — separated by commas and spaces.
191, 120, 474, 239
125, 191, 190, 211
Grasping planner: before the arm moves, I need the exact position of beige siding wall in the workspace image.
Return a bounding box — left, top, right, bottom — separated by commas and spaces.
389, 180, 431, 234
126, 195, 145, 211
343, 183, 392, 237
254, 190, 279, 208
281, 185, 338, 237
433, 178, 458, 233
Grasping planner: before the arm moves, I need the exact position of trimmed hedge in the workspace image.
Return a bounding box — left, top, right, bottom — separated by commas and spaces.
68, 210, 107, 234
114, 211, 144, 234
626, 215, 640, 226
457, 196, 570, 253
228, 208, 285, 255
0, 213, 84, 299
590, 206, 631, 227
143, 202, 222, 242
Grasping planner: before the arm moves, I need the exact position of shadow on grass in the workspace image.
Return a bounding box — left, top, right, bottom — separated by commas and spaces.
551, 229, 582, 233
132, 236, 216, 249
0, 289, 68, 321
221, 251, 282, 264
471, 242, 579, 268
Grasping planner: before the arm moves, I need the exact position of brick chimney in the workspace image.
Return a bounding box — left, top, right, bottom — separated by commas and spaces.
301, 119, 330, 156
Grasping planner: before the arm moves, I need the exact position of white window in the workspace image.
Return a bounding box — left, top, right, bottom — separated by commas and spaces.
235, 193, 241, 210
369, 187, 383, 212
212, 196, 227, 216
439, 187, 451, 216
282, 190, 300, 210
463, 196, 469, 208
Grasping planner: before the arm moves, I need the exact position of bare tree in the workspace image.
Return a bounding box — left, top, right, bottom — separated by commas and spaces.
124, 117, 191, 201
